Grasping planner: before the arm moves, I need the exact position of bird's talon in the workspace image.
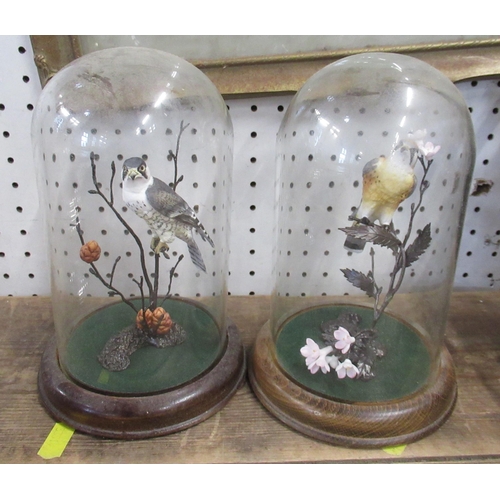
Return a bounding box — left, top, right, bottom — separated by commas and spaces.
150, 236, 170, 257
150, 237, 160, 253
155, 242, 169, 254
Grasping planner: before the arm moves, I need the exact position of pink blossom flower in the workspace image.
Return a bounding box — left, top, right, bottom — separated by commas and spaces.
333, 326, 355, 354
417, 141, 441, 159
300, 338, 333, 374
406, 129, 441, 159
335, 359, 360, 379
328, 355, 340, 369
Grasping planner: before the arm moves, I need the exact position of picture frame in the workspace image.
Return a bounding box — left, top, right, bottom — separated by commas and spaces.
31, 35, 500, 95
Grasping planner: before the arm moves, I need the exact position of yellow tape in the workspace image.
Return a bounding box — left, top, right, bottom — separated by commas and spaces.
38, 422, 75, 459
383, 444, 407, 456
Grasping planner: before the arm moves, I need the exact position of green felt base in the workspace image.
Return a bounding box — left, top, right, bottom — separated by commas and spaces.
276, 305, 431, 403
63, 298, 222, 395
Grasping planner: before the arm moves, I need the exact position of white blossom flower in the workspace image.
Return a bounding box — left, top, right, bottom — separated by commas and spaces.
417, 141, 441, 159
300, 338, 321, 364
300, 338, 333, 374
406, 129, 441, 160
310, 350, 334, 374
333, 326, 355, 354
327, 355, 340, 369
406, 129, 427, 148
336, 359, 360, 379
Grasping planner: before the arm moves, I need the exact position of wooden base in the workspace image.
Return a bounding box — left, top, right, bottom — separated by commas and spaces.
248, 320, 457, 449
38, 321, 245, 439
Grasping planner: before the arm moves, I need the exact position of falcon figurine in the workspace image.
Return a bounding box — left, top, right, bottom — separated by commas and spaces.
344, 141, 418, 252
121, 157, 214, 272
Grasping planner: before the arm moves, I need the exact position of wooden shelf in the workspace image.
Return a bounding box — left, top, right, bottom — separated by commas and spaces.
1, 292, 499, 463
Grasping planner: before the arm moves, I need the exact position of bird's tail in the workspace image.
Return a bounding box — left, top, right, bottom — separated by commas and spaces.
343, 221, 366, 253
187, 238, 207, 273
196, 222, 215, 248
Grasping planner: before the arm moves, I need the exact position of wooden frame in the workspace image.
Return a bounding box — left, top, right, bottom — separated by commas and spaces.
38, 321, 245, 439
30, 36, 500, 96
249, 320, 457, 448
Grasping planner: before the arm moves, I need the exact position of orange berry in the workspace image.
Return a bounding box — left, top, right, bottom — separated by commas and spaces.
80, 240, 101, 263
136, 307, 173, 335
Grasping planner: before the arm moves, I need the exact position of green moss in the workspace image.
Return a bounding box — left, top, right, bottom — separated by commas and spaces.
64, 298, 222, 395
276, 305, 431, 402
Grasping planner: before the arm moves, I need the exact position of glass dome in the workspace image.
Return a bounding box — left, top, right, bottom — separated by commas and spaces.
250, 52, 475, 447
32, 47, 244, 438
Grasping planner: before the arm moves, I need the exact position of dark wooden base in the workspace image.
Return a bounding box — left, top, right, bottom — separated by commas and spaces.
38, 321, 245, 439
248, 320, 457, 449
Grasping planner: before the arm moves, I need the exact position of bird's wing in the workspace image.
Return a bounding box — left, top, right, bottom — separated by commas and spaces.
147, 178, 200, 229
408, 172, 418, 198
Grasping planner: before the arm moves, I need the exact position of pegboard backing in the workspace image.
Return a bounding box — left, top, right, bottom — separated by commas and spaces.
0, 35, 45, 296
0, 35, 500, 297
454, 78, 500, 289
227, 97, 290, 295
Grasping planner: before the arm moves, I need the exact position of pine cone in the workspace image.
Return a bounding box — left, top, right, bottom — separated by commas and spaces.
136, 307, 173, 335
80, 240, 101, 263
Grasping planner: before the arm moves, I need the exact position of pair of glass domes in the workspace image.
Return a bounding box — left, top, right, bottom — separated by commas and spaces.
32, 47, 474, 446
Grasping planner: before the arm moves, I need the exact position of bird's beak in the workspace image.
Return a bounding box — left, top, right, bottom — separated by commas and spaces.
127, 168, 140, 180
